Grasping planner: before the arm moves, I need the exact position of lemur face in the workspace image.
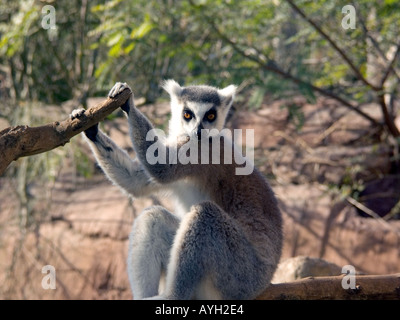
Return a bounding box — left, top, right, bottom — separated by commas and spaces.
163, 80, 236, 140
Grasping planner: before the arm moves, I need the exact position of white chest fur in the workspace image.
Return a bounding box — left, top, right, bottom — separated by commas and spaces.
168, 180, 211, 218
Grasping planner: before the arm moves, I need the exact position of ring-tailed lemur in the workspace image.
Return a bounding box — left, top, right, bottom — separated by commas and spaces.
70, 80, 282, 300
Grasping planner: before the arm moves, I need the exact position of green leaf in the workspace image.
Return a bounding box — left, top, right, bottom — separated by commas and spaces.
130, 14, 154, 39
107, 33, 123, 47
91, 0, 123, 13
281, 103, 305, 132
88, 20, 125, 38
0, 35, 9, 49
298, 83, 316, 104
124, 42, 136, 54
248, 87, 265, 110
108, 42, 122, 57
95, 60, 111, 78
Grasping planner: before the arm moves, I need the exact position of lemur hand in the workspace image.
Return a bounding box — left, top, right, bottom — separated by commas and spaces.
70, 108, 98, 142
108, 82, 133, 114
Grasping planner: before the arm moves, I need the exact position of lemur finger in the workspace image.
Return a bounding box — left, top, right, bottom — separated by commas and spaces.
70, 108, 86, 120
108, 82, 131, 98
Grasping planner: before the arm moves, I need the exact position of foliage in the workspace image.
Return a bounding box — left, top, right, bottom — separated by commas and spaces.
0, 1, 398, 108
1, 0, 399, 177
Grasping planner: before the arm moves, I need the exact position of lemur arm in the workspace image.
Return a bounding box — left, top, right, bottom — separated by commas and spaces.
84, 128, 160, 197
70, 107, 160, 198
112, 83, 193, 184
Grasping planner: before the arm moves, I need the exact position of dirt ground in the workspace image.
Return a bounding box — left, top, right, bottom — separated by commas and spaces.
0, 96, 399, 299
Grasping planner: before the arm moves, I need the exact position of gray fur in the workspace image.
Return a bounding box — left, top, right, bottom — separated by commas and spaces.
128, 206, 180, 298
71, 81, 282, 300
181, 86, 221, 105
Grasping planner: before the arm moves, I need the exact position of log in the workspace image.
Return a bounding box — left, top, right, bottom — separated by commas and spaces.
0, 88, 132, 175
256, 273, 400, 300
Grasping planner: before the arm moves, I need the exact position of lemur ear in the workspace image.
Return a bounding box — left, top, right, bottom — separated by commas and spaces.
218, 84, 237, 107
162, 79, 183, 99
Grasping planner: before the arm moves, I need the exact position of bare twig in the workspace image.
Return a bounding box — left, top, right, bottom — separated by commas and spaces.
346, 196, 400, 236
384, 198, 400, 221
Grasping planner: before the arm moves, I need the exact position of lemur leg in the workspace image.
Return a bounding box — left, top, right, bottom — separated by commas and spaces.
163, 201, 269, 300
128, 206, 180, 299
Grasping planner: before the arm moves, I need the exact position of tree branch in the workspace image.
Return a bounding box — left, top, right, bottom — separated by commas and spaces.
380, 41, 400, 87
376, 92, 400, 137
0, 88, 132, 175
192, 1, 381, 127
285, 0, 381, 91
257, 273, 400, 300
356, 7, 400, 84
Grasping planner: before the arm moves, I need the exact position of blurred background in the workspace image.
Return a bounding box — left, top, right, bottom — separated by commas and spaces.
0, 0, 399, 299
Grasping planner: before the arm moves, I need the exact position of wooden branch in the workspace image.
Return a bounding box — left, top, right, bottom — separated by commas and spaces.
190, 0, 381, 127
380, 41, 400, 86
376, 92, 400, 137
0, 88, 132, 175
257, 273, 400, 300
357, 10, 400, 83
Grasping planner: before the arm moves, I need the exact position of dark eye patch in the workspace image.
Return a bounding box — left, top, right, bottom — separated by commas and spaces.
204, 109, 217, 122
183, 108, 194, 121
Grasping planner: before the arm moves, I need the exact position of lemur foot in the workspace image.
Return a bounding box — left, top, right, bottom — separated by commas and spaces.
108, 82, 131, 98
108, 82, 133, 114
70, 108, 98, 142
70, 108, 86, 120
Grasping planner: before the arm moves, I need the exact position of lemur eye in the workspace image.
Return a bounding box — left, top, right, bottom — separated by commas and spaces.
183, 112, 192, 120
205, 110, 216, 122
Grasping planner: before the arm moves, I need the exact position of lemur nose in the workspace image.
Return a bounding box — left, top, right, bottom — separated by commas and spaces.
196, 128, 202, 140
196, 124, 204, 140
